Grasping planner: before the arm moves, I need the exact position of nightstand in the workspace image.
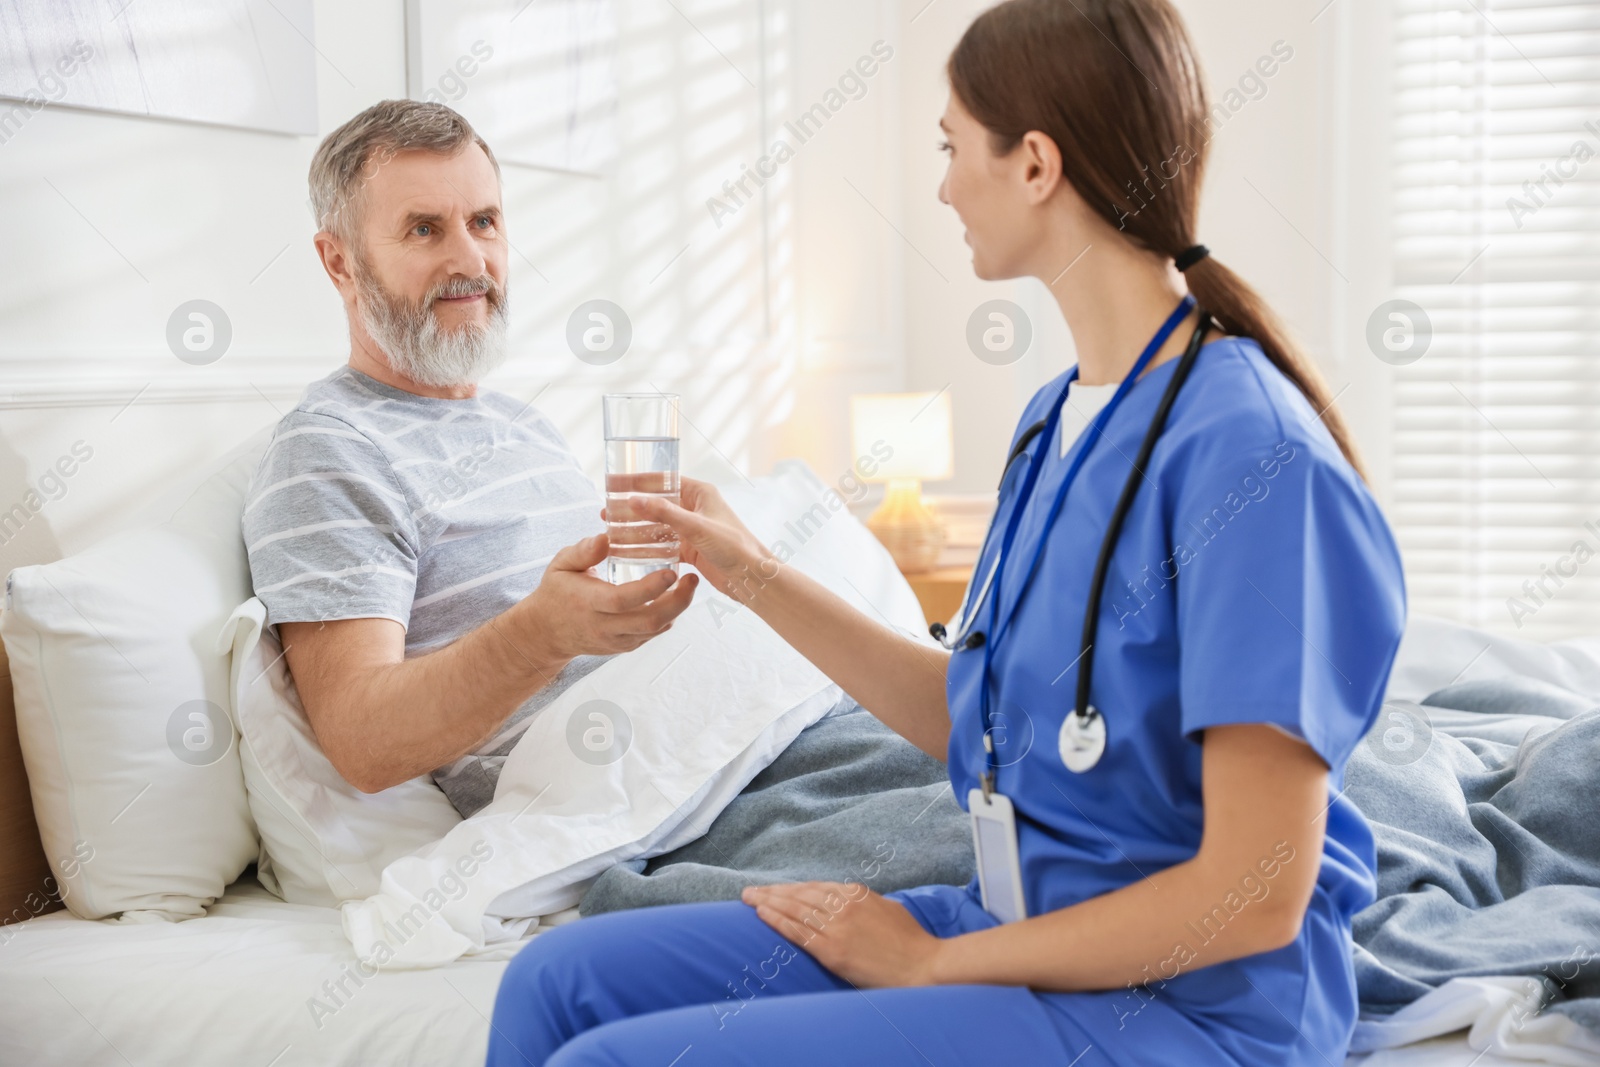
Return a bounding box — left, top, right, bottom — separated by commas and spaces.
905, 566, 975, 629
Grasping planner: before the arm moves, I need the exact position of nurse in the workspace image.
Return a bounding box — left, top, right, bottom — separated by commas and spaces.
487, 0, 1405, 1064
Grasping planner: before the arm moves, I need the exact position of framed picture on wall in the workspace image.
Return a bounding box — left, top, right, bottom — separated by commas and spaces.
0, 0, 317, 136
404, 0, 619, 177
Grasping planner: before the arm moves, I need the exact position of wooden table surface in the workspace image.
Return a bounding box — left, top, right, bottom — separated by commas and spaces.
904, 566, 975, 629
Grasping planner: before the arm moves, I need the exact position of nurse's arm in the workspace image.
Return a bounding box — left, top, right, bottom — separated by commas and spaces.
629, 479, 955, 759
929, 723, 1328, 991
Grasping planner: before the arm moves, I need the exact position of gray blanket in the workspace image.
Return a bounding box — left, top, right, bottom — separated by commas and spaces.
580, 676, 1600, 1040
579, 701, 975, 916
1347, 677, 1600, 1034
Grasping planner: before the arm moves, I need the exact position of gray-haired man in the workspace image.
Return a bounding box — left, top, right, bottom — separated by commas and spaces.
243, 100, 697, 817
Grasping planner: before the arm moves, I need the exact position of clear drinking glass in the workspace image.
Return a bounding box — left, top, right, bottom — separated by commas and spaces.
602, 393, 682, 584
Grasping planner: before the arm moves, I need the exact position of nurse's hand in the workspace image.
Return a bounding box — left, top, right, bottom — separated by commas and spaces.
742, 881, 945, 988
622, 477, 773, 601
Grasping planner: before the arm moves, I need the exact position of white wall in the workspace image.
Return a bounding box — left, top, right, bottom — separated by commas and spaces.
897, 0, 1047, 498
1176, 0, 1397, 504
0, 0, 1402, 576
767, 1, 907, 484
0, 0, 907, 574
0, 0, 407, 571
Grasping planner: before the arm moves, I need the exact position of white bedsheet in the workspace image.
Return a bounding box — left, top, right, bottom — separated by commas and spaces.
1351, 977, 1600, 1066
1386, 614, 1600, 704
0, 874, 1576, 1067
0, 874, 518, 1067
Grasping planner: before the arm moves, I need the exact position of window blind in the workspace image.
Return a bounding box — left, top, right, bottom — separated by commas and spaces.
1391, 0, 1600, 641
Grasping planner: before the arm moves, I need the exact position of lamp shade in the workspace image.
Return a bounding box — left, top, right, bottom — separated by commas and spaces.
850, 391, 954, 483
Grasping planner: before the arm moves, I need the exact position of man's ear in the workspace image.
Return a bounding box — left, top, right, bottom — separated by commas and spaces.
314, 230, 358, 299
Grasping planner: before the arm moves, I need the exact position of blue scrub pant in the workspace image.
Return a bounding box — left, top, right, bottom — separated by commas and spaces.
485, 895, 1083, 1067
484, 884, 1325, 1067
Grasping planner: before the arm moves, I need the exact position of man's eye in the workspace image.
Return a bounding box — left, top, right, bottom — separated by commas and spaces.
414, 223, 432, 236
474, 216, 494, 230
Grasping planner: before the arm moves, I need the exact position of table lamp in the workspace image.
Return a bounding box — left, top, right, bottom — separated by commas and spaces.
850, 390, 953, 573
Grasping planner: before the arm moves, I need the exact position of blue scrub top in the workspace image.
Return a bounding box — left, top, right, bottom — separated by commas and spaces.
943, 336, 1406, 1029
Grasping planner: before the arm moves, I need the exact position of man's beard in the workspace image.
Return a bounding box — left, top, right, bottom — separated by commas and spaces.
354, 260, 510, 388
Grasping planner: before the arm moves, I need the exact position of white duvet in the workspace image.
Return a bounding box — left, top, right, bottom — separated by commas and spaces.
318, 464, 934, 970
335, 584, 840, 968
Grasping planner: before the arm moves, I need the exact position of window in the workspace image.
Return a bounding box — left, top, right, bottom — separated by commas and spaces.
1391, 0, 1600, 641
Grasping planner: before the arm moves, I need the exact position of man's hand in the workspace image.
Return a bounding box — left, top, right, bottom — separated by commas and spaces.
515, 533, 699, 661
281, 533, 698, 794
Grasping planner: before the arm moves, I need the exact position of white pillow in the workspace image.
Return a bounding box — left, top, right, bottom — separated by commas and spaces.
0, 433, 271, 921
1385, 613, 1600, 703
223, 598, 462, 908
231, 458, 927, 911
713, 459, 929, 638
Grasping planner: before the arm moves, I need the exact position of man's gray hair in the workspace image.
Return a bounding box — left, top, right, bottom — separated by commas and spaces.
309, 99, 500, 240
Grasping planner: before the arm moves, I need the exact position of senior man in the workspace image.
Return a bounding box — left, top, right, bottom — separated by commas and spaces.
243, 100, 697, 818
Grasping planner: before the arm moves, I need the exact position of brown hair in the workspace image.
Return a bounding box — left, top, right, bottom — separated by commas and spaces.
947, 0, 1366, 478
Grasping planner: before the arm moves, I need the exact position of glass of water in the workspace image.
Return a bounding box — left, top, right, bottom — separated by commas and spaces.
602, 393, 682, 584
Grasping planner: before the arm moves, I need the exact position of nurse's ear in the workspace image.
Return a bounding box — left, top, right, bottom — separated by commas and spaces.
1010, 130, 1103, 253
1013, 129, 1065, 208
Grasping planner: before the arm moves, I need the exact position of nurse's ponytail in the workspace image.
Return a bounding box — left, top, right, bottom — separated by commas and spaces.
948, 0, 1368, 481
1180, 258, 1366, 480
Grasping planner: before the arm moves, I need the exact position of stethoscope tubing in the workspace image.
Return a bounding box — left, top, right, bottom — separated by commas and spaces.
1072, 314, 1211, 725
934, 300, 1212, 792
933, 428, 1044, 650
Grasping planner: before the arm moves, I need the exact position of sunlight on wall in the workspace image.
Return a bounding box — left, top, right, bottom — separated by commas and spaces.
0, 0, 823, 570
495, 0, 797, 491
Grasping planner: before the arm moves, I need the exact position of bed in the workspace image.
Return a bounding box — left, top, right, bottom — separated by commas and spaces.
6, 629, 1591, 1067
0, 452, 1595, 1066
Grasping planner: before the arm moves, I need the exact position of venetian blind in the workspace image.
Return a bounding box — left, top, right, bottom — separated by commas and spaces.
1391, 0, 1600, 641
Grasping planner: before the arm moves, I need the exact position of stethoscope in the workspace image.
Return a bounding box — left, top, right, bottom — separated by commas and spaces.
929, 296, 1211, 791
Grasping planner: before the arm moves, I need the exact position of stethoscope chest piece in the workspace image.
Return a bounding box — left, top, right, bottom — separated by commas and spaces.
1059, 706, 1106, 773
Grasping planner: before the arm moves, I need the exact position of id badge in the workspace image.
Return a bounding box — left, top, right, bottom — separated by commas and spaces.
968, 788, 1027, 924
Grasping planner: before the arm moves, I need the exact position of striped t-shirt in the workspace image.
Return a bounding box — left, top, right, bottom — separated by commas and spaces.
242, 366, 609, 818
